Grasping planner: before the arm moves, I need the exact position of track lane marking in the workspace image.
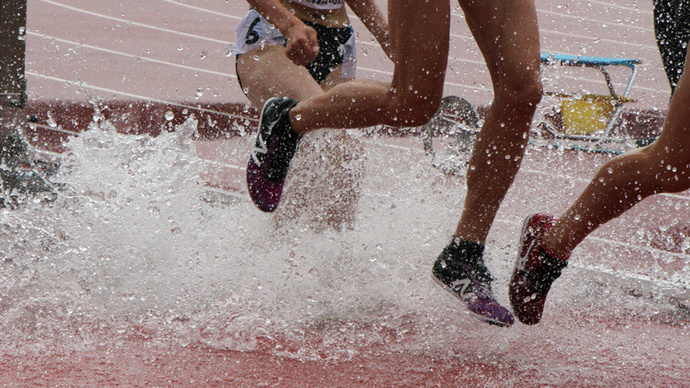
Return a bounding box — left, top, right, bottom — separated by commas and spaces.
39, 0, 232, 45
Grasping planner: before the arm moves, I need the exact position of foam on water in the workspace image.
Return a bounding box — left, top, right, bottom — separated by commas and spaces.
0, 118, 459, 353
0, 117, 688, 383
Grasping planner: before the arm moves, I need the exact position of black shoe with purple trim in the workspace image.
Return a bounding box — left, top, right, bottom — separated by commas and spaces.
246, 97, 300, 212
432, 237, 515, 327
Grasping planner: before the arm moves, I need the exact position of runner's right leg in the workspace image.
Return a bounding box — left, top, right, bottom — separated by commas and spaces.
245, 0, 452, 211
453, 0, 543, 245
287, 0, 452, 132
542, 53, 690, 260
510, 52, 690, 325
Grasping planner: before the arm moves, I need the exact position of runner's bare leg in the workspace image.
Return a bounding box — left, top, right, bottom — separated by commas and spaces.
454, 0, 543, 244
236, 45, 325, 107
543, 53, 690, 259
287, 0, 451, 132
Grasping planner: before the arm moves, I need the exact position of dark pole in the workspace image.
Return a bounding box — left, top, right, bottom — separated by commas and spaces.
0, 0, 56, 204
0, 0, 27, 109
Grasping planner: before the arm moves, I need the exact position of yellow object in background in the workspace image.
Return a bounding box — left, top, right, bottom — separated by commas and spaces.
561, 95, 617, 135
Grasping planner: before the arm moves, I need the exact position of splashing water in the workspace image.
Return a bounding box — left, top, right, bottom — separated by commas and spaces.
0, 117, 688, 385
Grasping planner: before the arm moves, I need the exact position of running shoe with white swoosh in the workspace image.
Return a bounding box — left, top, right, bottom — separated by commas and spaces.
509, 213, 568, 325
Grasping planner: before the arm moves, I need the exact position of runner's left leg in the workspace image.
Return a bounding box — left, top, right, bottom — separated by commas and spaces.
453, 0, 543, 244
287, 0, 451, 133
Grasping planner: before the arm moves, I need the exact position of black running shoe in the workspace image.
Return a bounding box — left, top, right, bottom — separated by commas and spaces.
432, 238, 515, 327
246, 97, 300, 212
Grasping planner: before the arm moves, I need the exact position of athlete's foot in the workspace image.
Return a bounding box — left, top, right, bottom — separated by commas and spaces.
432, 237, 515, 327
509, 213, 568, 325
246, 97, 301, 212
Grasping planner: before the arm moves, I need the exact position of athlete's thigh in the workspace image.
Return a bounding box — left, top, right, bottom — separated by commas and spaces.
650, 54, 690, 162
236, 44, 323, 107
458, 0, 541, 87
387, 0, 450, 103
319, 65, 350, 91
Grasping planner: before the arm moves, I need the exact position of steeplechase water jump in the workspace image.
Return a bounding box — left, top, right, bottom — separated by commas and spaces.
0, 0, 688, 385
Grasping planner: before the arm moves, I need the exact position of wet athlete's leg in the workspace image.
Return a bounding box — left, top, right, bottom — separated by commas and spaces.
288, 0, 451, 133
236, 44, 324, 107
239, 44, 362, 221
543, 53, 690, 260
453, 0, 543, 244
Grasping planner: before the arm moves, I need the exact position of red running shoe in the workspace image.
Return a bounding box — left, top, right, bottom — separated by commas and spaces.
509, 214, 568, 325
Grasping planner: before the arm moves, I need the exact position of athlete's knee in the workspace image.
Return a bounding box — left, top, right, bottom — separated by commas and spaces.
622, 146, 690, 195
496, 73, 543, 111
648, 151, 690, 193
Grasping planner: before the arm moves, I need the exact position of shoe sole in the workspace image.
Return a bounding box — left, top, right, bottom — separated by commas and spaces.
431, 274, 512, 327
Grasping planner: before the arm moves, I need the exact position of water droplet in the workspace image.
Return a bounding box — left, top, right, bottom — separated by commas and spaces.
46, 111, 58, 128
165, 111, 174, 121
224, 45, 235, 57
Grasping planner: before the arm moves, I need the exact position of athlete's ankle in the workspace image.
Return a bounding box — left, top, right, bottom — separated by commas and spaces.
449, 236, 484, 258
541, 229, 570, 262
287, 104, 306, 135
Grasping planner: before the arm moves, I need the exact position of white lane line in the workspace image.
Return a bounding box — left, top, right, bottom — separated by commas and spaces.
28, 31, 237, 79
26, 71, 254, 120
26, 32, 481, 94
163, 0, 242, 21
29, 122, 80, 136
588, 235, 690, 261
201, 157, 245, 171
538, 9, 649, 34
39, 0, 232, 45
544, 28, 656, 51
580, 0, 651, 13
493, 217, 690, 263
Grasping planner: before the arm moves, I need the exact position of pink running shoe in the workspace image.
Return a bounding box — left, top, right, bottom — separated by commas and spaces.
246, 97, 300, 212
509, 214, 568, 325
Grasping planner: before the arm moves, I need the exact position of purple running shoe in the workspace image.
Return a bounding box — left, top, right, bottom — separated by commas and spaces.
432, 237, 515, 327
246, 97, 300, 212
509, 213, 568, 325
